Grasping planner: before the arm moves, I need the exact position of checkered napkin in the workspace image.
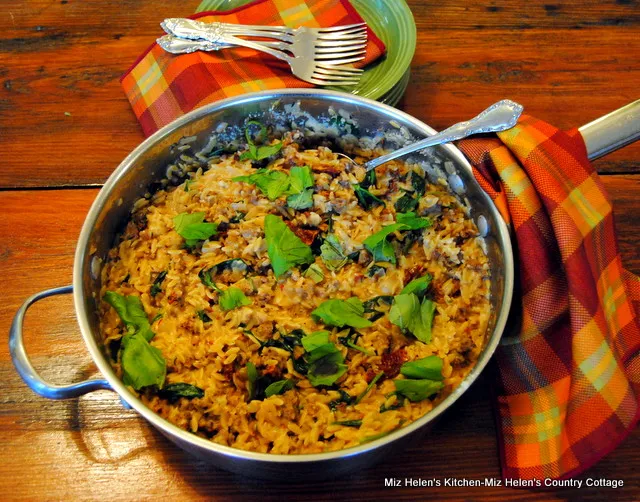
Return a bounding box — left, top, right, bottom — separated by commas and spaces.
121, 0, 386, 137
458, 117, 640, 480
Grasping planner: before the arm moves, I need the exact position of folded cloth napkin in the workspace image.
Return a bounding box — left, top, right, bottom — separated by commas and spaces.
121, 0, 386, 137
458, 118, 640, 480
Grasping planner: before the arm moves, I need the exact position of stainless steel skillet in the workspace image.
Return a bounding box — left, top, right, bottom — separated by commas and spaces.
9, 90, 639, 480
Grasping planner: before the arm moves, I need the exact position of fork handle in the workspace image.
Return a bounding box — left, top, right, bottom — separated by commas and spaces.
161, 18, 293, 41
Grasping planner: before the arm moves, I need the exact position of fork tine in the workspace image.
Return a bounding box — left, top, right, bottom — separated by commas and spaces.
310, 75, 361, 86
317, 27, 368, 39
314, 38, 366, 48
316, 23, 366, 33
315, 43, 367, 53
315, 49, 366, 60
313, 67, 363, 79
314, 55, 366, 66
317, 34, 367, 43
315, 63, 364, 74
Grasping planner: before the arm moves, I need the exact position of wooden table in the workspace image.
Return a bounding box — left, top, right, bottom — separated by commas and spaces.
1, 1, 638, 500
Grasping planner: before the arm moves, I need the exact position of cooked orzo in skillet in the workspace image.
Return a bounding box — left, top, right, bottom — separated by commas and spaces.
99, 121, 490, 453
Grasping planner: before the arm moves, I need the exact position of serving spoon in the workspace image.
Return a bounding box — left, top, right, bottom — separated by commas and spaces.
356, 99, 524, 171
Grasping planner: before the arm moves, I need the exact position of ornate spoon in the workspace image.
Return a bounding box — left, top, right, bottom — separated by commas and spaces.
359, 99, 524, 171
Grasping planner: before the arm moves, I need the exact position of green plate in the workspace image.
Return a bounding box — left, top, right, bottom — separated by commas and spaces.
196, 0, 416, 101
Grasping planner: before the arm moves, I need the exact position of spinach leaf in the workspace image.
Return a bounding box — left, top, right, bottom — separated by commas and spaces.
332, 420, 362, 428
366, 264, 387, 278
198, 268, 219, 290
247, 361, 258, 401
396, 212, 431, 230
264, 214, 314, 278
229, 212, 246, 224
219, 287, 251, 311
158, 383, 204, 403
355, 371, 384, 404
400, 356, 444, 381
301, 330, 330, 352
329, 390, 355, 411
360, 169, 376, 190
103, 291, 154, 341
320, 235, 348, 271
233, 169, 290, 200
173, 212, 218, 247
150, 271, 167, 297
338, 330, 372, 355
196, 310, 211, 322
303, 263, 324, 283
354, 184, 385, 210
311, 297, 373, 329
389, 294, 436, 343
121, 332, 166, 390
393, 379, 443, 402
264, 379, 295, 397
307, 350, 348, 387
394, 192, 418, 213
239, 121, 283, 161
411, 171, 426, 196
400, 273, 432, 297
363, 295, 394, 312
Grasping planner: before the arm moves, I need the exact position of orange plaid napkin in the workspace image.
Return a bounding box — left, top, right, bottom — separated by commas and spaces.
459, 117, 640, 480
121, 0, 386, 137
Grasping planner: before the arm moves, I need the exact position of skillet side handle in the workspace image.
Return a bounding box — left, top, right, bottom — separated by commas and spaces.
579, 99, 640, 161
9, 285, 113, 399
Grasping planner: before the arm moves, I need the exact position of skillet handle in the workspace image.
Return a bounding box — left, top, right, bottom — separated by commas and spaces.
579, 99, 640, 160
9, 285, 113, 399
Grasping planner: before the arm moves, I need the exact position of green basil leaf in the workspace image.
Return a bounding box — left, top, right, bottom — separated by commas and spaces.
394, 193, 418, 213
362, 223, 403, 250
245, 120, 267, 144
173, 212, 218, 243
264, 215, 314, 278
289, 165, 314, 192
301, 330, 330, 352
159, 383, 204, 403
370, 239, 396, 264
393, 379, 443, 402
306, 343, 341, 363
354, 184, 385, 210
255, 142, 283, 160
150, 271, 167, 297
104, 291, 154, 342
233, 169, 290, 200
247, 361, 258, 401
121, 332, 166, 390
360, 169, 376, 190
389, 294, 436, 343
320, 234, 348, 271
264, 379, 294, 398
240, 144, 258, 161
396, 212, 431, 230
307, 351, 348, 387
311, 297, 373, 329
400, 356, 444, 381
303, 263, 324, 283
286, 188, 314, 210
400, 273, 432, 297
219, 287, 251, 311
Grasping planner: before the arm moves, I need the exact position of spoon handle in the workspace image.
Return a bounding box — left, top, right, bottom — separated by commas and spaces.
364, 99, 524, 171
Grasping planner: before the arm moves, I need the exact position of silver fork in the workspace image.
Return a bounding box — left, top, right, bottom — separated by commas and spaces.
159, 19, 366, 86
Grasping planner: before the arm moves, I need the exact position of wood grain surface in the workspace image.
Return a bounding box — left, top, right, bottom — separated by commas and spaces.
0, 0, 638, 500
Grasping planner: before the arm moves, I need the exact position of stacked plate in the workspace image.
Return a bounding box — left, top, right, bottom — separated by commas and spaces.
197, 0, 416, 107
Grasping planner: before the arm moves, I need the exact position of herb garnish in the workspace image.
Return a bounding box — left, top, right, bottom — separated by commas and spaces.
286, 165, 314, 210
264, 214, 314, 278
363, 212, 431, 265
173, 212, 218, 248
400, 273, 432, 297
393, 379, 443, 402
311, 297, 373, 329
158, 383, 204, 403
301, 331, 348, 387
303, 263, 324, 283
150, 271, 167, 297
354, 184, 385, 210
233, 169, 290, 200
320, 234, 348, 271
329, 390, 355, 410
239, 120, 283, 161
246, 361, 258, 401
264, 379, 295, 398
219, 287, 251, 311
104, 292, 165, 390
389, 294, 436, 344
400, 355, 443, 381
332, 420, 362, 428
392, 356, 444, 402
196, 310, 212, 322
